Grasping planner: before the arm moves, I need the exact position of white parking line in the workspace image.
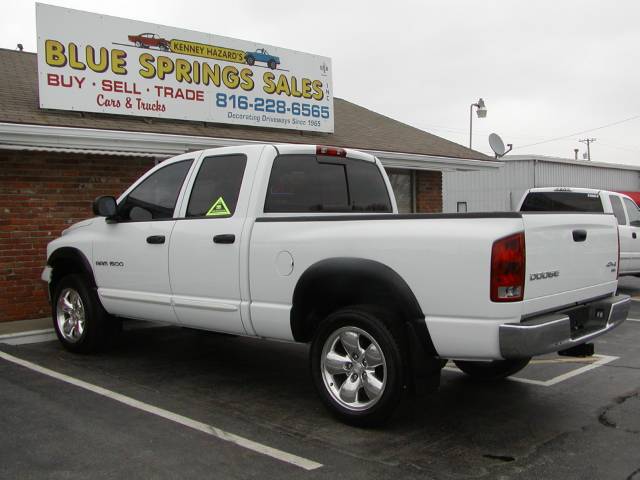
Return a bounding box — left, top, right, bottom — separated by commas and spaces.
444, 354, 619, 387
0, 322, 171, 345
0, 329, 57, 345
0, 350, 322, 471
626, 318, 640, 323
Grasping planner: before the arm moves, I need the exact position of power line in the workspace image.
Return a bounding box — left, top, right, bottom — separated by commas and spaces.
513, 114, 640, 150
422, 112, 640, 147
597, 141, 640, 155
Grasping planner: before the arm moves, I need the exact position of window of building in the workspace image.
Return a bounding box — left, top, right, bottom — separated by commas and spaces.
623, 197, 640, 227
386, 169, 414, 213
118, 159, 193, 221
186, 154, 247, 218
457, 201, 468, 213
609, 195, 627, 225
264, 155, 391, 213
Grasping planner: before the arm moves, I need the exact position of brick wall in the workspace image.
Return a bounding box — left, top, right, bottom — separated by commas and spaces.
415, 170, 443, 213
0, 150, 154, 322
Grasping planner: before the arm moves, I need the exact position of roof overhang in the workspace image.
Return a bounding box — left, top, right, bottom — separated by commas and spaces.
0, 122, 502, 171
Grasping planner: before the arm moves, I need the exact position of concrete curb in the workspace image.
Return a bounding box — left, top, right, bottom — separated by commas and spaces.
0, 318, 50, 335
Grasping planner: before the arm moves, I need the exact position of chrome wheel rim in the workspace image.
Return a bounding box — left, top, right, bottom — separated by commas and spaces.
56, 288, 86, 343
320, 326, 387, 411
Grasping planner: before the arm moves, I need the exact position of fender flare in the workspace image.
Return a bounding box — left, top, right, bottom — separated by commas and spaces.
47, 247, 97, 290
290, 258, 436, 355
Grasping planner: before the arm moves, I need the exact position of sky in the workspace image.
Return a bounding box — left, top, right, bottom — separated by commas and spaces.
2, 0, 640, 164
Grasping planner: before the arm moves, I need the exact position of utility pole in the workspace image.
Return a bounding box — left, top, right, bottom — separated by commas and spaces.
579, 138, 596, 161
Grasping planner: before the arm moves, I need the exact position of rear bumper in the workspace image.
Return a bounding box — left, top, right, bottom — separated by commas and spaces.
499, 294, 630, 359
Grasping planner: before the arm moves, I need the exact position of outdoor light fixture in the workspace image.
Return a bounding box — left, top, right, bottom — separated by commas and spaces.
469, 97, 487, 149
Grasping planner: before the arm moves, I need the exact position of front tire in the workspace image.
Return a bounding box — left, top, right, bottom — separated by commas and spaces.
268, 59, 277, 69
453, 358, 530, 381
52, 274, 119, 353
310, 307, 404, 427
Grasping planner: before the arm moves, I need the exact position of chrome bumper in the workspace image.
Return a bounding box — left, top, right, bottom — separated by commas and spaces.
499, 294, 630, 359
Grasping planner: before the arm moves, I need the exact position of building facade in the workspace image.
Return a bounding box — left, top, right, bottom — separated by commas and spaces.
443, 155, 640, 213
0, 49, 498, 322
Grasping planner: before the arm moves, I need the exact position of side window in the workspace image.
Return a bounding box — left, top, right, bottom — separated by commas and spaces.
264, 155, 349, 212
118, 159, 193, 221
346, 161, 392, 212
609, 195, 627, 225
186, 154, 247, 217
623, 198, 640, 227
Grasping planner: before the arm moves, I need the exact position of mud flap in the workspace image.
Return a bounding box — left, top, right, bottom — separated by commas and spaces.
405, 322, 443, 395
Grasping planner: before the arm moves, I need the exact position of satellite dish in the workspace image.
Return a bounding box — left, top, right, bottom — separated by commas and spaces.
489, 133, 506, 156
488, 133, 513, 158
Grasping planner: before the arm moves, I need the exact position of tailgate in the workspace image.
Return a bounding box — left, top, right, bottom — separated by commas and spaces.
522, 213, 618, 306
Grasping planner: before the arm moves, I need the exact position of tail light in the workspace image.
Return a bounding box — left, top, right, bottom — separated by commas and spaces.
490, 232, 525, 302
316, 145, 347, 157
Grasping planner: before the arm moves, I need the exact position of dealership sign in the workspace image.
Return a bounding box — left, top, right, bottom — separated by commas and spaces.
36, 4, 334, 132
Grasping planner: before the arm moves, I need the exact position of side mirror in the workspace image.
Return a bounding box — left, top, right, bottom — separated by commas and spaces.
92, 196, 117, 219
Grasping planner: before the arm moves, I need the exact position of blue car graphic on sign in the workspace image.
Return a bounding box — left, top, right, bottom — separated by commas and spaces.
245, 48, 280, 69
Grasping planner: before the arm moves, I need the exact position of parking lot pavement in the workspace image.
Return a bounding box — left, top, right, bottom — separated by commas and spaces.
616, 275, 640, 300
1, 314, 639, 480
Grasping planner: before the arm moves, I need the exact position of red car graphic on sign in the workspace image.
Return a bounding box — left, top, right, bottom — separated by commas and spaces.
128, 33, 170, 51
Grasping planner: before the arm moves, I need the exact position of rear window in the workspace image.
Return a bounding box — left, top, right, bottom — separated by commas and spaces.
264, 154, 392, 213
520, 192, 603, 212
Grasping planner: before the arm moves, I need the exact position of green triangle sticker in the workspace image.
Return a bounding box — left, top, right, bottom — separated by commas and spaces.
206, 197, 231, 217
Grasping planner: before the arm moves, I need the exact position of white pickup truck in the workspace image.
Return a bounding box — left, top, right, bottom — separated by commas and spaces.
519, 187, 640, 276
42, 144, 630, 425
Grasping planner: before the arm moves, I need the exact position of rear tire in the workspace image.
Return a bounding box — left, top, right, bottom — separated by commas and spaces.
246, 55, 255, 65
310, 306, 405, 427
453, 358, 530, 381
52, 274, 119, 353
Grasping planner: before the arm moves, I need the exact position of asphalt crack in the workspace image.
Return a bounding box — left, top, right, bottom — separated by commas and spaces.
598, 390, 640, 433
627, 467, 640, 480
482, 454, 515, 462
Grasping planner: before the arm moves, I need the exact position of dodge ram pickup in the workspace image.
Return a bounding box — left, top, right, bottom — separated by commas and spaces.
42, 144, 630, 425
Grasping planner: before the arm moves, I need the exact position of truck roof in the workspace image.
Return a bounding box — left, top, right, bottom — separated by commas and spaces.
179, 144, 377, 163
526, 187, 603, 194
525, 187, 637, 203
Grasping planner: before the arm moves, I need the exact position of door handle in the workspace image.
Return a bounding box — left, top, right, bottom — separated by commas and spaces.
572, 229, 587, 242
146, 235, 165, 244
213, 234, 235, 244
633, 232, 637, 239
